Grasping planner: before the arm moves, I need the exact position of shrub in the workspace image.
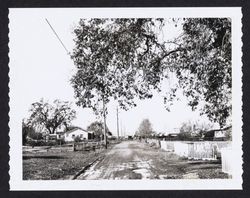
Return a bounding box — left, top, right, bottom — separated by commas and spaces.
22, 123, 42, 145
26, 139, 61, 147
45, 141, 57, 146
28, 131, 43, 140
178, 132, 192, 141
26, 139, 46, 147
74, 136, 82, 143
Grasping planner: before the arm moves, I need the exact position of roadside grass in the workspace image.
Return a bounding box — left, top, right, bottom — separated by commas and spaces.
143, 143, 230, 179
23, 147, 107, 180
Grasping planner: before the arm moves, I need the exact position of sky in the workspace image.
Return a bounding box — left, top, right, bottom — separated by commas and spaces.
9, 9, 215, 136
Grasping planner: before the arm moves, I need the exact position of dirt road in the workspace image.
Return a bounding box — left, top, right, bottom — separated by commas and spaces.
77, 141, 227, 180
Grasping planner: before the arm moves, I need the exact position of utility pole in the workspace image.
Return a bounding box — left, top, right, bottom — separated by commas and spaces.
120, 120, 123, 139
103, 97, 107, 149
116, 107, 120, 140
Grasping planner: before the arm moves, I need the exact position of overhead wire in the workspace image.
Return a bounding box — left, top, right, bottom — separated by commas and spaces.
45, 18, 71, 56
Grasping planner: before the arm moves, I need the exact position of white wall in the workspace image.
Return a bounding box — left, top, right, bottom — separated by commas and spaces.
160, 141, 174, 151
221, 147, 233, 175
215, 131, 225, 138
174, 142, 189, 157
159, 140, 231, 160
64, 129, 89, 142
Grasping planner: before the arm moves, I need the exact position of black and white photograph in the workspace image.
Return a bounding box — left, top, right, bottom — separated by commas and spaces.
8, 8, 242, 190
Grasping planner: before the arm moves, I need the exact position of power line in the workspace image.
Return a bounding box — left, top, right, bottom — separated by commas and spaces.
45, 18, 70, 55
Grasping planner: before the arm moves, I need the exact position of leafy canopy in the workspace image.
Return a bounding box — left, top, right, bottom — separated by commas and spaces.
71, 18, 231, 127
27, 99, 76, 134
166, 18, 231, 127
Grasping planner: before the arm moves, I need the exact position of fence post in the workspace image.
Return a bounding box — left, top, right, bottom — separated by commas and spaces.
73, 143, 76, 152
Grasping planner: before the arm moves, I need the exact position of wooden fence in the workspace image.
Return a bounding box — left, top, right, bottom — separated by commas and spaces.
159, 140, 231, 160
73, 142, 103, 151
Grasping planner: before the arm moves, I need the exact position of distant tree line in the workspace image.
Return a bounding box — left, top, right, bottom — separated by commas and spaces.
134, 119, 231, 141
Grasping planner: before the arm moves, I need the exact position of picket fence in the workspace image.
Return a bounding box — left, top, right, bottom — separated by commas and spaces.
159, 140, 231, 160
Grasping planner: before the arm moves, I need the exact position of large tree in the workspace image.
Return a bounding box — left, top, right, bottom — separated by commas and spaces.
87, 121, 111, 139
71, 19, 165, 113
71, 18, 231, 128
27, 99, 76, 134
137, 119, 153, 138
164, 18, 231, 127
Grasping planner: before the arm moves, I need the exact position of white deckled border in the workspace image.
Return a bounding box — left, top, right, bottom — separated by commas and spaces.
9, 7, 243, 190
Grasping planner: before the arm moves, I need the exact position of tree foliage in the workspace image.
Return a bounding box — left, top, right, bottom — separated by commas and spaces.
71, 18, 231, 127
71, 19, 169, 113
137, 119, 153, 138
22, 121, 43, 145
22, 121, 34, 145
166, 18, 231, 127
27, 99, 76, 134
87, 121, 111, 138
178, 120, 215, 140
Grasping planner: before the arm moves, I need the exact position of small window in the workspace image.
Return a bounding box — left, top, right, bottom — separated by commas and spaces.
72, 134, 75, 138
80, 134, 83, 138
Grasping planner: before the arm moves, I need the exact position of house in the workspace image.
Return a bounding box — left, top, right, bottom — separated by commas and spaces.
56, 131, 65, 140
214, 126, 232, 140
202, 130, 215, 140
43, 134, 57, 142
63, 128, 94, 142
203, 126, 232, 141
214, 130, 226, 138
163, 133, 179, 141
43, 131, 65, 142
152, 132, 165, 139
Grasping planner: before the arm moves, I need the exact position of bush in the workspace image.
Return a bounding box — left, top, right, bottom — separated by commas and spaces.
45, 141, 57, 146
74, 136, 82, 143
178, 132, 192, 141
28, 131, 43, 140
26, 139, 46, 147
22, 124, 39, 145
26, 139, 61, 147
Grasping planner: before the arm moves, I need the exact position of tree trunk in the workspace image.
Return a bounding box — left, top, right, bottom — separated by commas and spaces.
52, 127, 56, 134
47, 127, 52, 134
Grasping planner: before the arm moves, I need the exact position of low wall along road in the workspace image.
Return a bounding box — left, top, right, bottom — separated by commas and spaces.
157, 140, 232, 175
159, 140, 231, 160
